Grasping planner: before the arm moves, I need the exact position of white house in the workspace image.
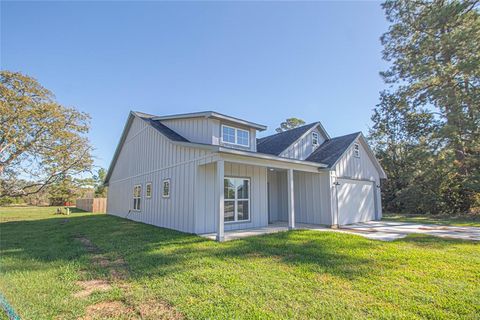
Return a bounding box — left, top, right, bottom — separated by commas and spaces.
104, 111, 386, 241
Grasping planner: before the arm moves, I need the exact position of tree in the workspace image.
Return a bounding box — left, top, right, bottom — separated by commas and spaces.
0, 71, 93, 198
370, 0, 480, 213
93, 168, 107, 197
275, 118, 306, 133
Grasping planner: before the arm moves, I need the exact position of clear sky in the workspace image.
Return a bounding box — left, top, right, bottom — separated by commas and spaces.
1, 1, 389, 170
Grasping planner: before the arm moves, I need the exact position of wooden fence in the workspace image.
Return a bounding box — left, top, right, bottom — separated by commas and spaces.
76, 198, 107, 213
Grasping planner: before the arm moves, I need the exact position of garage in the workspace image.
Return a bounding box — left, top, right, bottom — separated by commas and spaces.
337, 179, 376, 225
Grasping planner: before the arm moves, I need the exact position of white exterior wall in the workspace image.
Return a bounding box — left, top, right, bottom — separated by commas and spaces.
333, 138, 382, 220
267, 170, 332, 226
161, 117, 216, 145
107, 116, 215, 233
280, 127, 326, 160
293, 171, 332, 225
194, 162, 268, 234
162, 118, 258, 152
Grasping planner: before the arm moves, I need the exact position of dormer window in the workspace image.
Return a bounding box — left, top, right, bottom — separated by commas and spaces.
222, 125, 250, 147
353, 143, 360, 158
312, 132, 319, 148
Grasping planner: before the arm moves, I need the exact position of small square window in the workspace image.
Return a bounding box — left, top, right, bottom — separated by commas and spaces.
353, 143, 360, 158
237, 129, 250, 146
312, 132, 319, 147
222, 126, 236, 144
146, 183, 152, 198
162, 179, 170, 198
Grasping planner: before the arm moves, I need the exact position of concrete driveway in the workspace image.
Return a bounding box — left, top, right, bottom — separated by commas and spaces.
340, 221, 480, 241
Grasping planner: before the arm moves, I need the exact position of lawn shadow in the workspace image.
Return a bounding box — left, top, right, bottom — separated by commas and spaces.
2, 213, 473, 282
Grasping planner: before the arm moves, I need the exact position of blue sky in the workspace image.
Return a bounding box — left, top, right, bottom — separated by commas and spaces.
1, 1, 389, 170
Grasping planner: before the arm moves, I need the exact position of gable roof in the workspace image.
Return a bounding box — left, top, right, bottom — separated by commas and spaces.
104, 111, 190, 185
256, 122, 320, 156
152, 111, 267, 131
306, 132, 360, 167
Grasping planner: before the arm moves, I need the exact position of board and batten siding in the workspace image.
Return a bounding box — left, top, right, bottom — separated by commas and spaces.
333, 138, 382, 219
194, 162, 268, 234
162, 118, 258, 152
107, 116, 215, 233
280, 127, 326, 160
293, 171, 332, 225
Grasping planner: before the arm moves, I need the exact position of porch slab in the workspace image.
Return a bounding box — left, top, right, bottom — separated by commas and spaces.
200, 222, 332, 241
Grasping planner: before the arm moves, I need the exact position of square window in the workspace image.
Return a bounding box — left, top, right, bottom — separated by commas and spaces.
222, 126, 236, 144
237, 129, 250, 146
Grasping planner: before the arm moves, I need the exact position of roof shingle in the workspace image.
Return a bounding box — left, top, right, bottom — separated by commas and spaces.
256, 122, 319, 156
306, 132, 361, 167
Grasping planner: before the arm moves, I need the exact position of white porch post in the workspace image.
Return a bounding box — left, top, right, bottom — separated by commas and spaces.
287, 168, 295, 230
216, 160, 225, 242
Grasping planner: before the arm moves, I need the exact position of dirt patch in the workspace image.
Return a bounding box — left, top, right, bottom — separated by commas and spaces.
75, 236, 101, 253
137, 299, 184, 320
73, 280, 112, 298
79, 301, 137, 320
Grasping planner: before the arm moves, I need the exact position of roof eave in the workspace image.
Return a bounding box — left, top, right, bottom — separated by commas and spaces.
152, 111, 267, 131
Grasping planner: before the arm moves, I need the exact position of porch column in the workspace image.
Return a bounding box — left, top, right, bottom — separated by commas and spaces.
287, 168, 295, 230
216, 160, 225, 242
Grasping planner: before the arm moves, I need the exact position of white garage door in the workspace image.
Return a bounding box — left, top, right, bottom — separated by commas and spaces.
337, 179, 376, 225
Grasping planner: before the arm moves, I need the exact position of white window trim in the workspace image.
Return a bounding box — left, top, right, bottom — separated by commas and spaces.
221, 124, 250, 147
133, 184, 142, 211
353, 143, 360, 158
312, 132, 319, 147
224, 176, 251, 224
162, 179, 171, 198
145, 182, 152, 199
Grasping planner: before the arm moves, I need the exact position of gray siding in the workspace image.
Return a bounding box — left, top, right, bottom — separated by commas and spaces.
194, 162, 268, 234
333, 138, 382, 219
162, 118, 258, 152
267, 171, 288, 222
293, 171, 332, 225
280, 127, 327, 160
107, 116, 214, 233
161, 117, 216, 145
267, 170, 332, 226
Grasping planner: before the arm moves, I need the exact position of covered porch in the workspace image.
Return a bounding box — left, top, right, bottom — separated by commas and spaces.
196, 150, 331, 241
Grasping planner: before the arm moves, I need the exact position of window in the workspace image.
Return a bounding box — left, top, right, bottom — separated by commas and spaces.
146, 182, 152, 198
312, 132, 319, 147
353, 143, 360, 158
133, 185, 141, 211
224, 177, 250, 222
162, 179, 170, 198
221, 125, 250, 147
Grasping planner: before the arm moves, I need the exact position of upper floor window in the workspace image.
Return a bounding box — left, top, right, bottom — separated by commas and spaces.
312, 132, 319, 148
353, 143, 360, 158
221, 125, 250, 147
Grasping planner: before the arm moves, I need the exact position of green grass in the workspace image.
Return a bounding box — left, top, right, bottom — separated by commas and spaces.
383, 212, 480, 227
1, 206, 479, 319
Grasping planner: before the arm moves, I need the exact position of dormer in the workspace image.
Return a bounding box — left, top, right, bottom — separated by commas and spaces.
257, 122, 330, 160
155, 111, 267, 152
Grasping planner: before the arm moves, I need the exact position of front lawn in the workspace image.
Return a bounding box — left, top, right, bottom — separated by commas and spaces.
383, 212, 480, 227
1, 206, 479, 319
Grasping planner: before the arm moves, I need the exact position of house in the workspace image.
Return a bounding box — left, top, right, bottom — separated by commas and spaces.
104, 111, 387, 241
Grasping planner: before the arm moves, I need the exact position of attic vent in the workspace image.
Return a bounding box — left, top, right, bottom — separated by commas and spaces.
353, 143, 360, 158
312, 132, 319, 147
